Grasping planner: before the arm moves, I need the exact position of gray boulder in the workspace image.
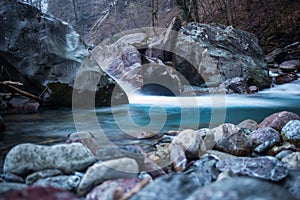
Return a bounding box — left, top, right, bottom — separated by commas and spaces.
4, 143, 97, 176
174, 23, 270, 90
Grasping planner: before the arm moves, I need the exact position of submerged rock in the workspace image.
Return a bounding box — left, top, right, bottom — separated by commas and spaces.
186, 177, 296, 200
281, 120, 300, 145
216, 156, 288, 181
259, 111, 300, 131
274, 73, 298, 84
77, 157, 139, 196
4, 143, 97, 176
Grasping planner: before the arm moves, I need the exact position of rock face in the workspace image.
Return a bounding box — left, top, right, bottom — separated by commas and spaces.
4, 143, 97, 176
0, 0, 86, 106
0, 0, 127, 108
174, 23, 271, 89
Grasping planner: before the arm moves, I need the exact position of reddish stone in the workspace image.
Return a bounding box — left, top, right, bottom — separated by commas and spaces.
274, 73, 298, 85
259, 111, 300, 131
2, 186, 80, 200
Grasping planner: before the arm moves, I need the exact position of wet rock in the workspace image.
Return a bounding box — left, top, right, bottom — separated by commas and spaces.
175, 23, 270, 89
279, 60, 300, 72
85, 178, 144, 200
130, 173, 203, 200
274, 73, 298, 84
77, 157, 139, 196
219, 77, 248, 94
250, 127, 281, 153
1, 186, 80, 200
1, 173, 24, 183
4, 143, 97, 176
0, 183, 27, 196
237, 119, 258, 131
171, 129, 207, 159
32, 175, 81, 191
212, 123, 253, 156
186, 177, 296, 200
265, 48, 284, 63
26, 169, 63, 185
184, 155, 220, 186
283, 170, 300, 199
216, 156, 288, 181
96, 146, 144, 168
259, 111, 300, 131
282, 152, 300, 170
281, 120, 300, 145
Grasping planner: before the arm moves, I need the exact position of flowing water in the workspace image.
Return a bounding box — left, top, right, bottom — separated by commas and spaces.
1, 79, 300, 169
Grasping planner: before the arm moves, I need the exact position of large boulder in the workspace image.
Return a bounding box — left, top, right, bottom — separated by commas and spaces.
3, 143, 97, 176
174, 23, 271, 90
0, 0, 127, 108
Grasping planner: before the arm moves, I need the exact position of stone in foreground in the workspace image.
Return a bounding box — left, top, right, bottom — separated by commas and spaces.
216, 156, 288, 181
4, 143, 97, 176
186, 177, 296, 200
77, 157, 139, 197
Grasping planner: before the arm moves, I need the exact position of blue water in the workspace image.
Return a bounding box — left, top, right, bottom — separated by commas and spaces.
1, 80, 300, 155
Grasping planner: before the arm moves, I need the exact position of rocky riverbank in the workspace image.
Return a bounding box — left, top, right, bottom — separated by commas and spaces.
0, 110, 299, 199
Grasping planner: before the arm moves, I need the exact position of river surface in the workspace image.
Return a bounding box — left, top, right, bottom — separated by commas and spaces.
1, 79, 300, 169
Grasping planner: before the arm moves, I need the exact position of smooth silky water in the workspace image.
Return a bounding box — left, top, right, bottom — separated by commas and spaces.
1, 80, 300, 170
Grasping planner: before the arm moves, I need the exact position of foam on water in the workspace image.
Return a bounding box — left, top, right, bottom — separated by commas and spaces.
129, 78, 300, 108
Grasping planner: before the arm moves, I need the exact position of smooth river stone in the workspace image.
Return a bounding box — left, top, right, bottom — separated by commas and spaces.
259, 111, 300, 131
216, 156, 288, 181
4, 143, 97, 176
77, 157, 139, 197
281, 120, 300, 145
237, 119, 258, 131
